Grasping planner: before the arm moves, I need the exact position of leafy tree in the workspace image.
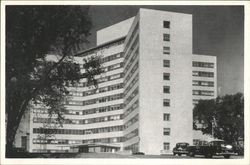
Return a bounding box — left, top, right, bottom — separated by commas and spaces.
6, 6, 102, 156
193, 93, 244, 144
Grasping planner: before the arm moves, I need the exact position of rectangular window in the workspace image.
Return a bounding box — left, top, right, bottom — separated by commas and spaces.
110, 73, 122, 80
163, 86, 170, 93
163, 142, 170, 150
108, 63, 122, 71
192, 61, 214, 68
163, 46, 170, 55
192, 90, 214, 96
192, 80, 214, 87
163, 73, 170, 80
163, 113, 170, 121
193, 139, 200, 146
163, 99, 170, 107
163, 128, 170, 135
67, 101, 83, 106
163, 60, 170, 67
163, 21, 170, 28
192, 71, 214, 77
163, 34, 170, 41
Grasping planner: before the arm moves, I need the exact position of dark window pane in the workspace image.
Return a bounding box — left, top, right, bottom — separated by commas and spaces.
163, 21, 170, 28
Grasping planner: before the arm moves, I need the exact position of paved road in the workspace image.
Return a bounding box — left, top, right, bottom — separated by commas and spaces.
75, 153, 243, 159
131, 154, 243, 159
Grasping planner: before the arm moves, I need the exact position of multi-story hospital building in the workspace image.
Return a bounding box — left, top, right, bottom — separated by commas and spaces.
14, 8, 217, 155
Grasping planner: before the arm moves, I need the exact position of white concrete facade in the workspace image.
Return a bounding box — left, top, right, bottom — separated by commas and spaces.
15, 8, 217, 155
138, 9, 193, 155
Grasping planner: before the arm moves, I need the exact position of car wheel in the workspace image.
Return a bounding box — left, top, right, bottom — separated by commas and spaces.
178, 153, 181, 156
224, 155, 230, 159
173, 153, 176, 156
188, 151, 195, 157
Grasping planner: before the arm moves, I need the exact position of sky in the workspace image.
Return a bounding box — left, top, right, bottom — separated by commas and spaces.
85, 6, 244, 96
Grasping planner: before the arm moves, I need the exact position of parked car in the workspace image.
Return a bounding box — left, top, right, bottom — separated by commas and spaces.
233, 145, 244, 156
173, 142, 189, 156
132, 152, 145, 155
187, 140, 235, 158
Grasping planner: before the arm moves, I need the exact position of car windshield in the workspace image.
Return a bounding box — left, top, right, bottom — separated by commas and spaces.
198, 141, 209, 146
176, 143, 188, 147
210, 141, 226, 146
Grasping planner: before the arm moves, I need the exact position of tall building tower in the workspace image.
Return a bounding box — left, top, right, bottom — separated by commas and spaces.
14, 8, 217, 155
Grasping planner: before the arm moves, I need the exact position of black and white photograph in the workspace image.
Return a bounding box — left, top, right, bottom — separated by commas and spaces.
1, 1, 249, 165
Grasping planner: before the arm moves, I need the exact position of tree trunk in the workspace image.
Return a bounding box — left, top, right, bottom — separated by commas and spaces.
6, 123, 18, 157
6, 97, 31, 157
6, 107, 20, 157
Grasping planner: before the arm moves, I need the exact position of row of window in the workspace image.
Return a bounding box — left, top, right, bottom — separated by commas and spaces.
32, 108, 48, 114
33, 114, 122, 125
124, 22, 139, 55
79, 53, 123, 70
193, 90, 214, 96
124, 87, 139, 105
66, 72, 123, 88
81, 39, 125, 57
124, 61, 139, 85
124, 142, 139, 153
99, 83, 123, 94
124, 114, 139, 129
33, 139, 82, 145
32, 149, 67, 153
124, 39, 139, 66
123, 100, 139, 119
124, 129, 138, 141
192, 80, 214, 87
124, 73, 139, 96
98, 73, 124, 83
65, 100, 83, 106
124, 48, 139, 74
33, 137, 124, 145
31, 104, 122, 116
69, 83, 123, 97
163, 21, 171, 58
66, 81, 88, 88
130, 35, 139, 54
83, 93, 123, 106
69, 91, 84, 97
82, 137, 124, 144
102, 62, 123, 72
33, 125, 124, 135
65, 93, 123, 106
124, 58, 139, 80
101, 52, 124, 64
163, 18, 171, 112
65, 104, 124, 116
193, 61, 214, 68
193, 71, 214, 77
